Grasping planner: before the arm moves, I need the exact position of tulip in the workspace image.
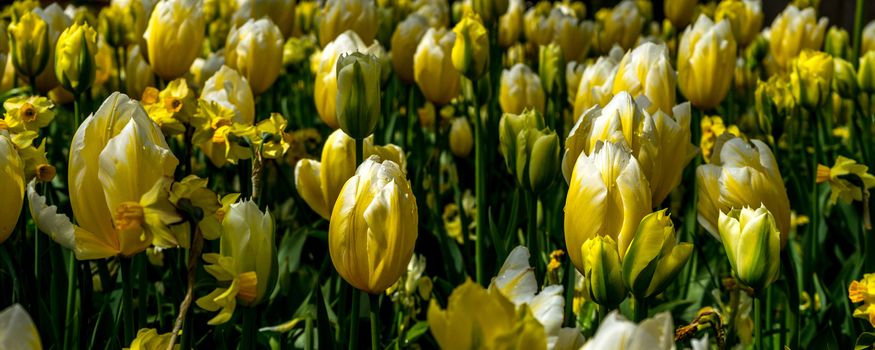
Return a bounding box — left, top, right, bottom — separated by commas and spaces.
196, 199, 277, 324
864, 20, 875, 54
523, 2, 555, 47
498, 0, 523, 48
295, 129, 406, 219
390, 14, 429, 84
0, 304, 42, 350
572, 48, 622, 119
580, 311, 675, 350
472, 0, 508, 25
499, 63, 546, 115
68, 92, 182, 259
413, 27, 460, 106
622, 209, 693, 298
189, 50, 225, 91
225, 18, 284, 95
449, 117, 473, 158
678, 15, 736, 110
315, 30, 385, 128
664, 0, 696, 28
143, 0, 205, 81
499, 108, 545, 173
824, 27, 852, 61
832, 57, 858, 99
859, 51, 875, 94
414, 0, 451, 28
26, 179, 76, 250
125, 45, 154, 99
565, 140, 651, 272
328, 156, 418, 293
595, 1, 645, 53
319, 0, 379, 48
697, 136, 791, 247
715, 0, 763, 47
232, 0, 296, 38
452, 12, 489, 80
502, 122, 560, 192
201, 65, 255, 125
0, 132, 24, 244
539, 43, 565, 97
8, 11, 50, 81
335, 52, 382, 140
580, 235, 627, 307
2, 95, 55, 132
565, 62, 584, 105
33, 4, 72, 93
768, 5, 827, 69
791, 49, 833, 110
551, 9, 595, 63
55, 22, 97, 95
718, 206, 781, 292
613, 42, 677, 115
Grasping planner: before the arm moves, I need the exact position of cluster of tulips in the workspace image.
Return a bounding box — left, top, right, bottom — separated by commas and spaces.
2, 0, 875, 349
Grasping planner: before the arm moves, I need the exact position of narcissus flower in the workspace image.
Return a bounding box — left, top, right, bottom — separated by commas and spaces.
125, 328, 176, 350
141, 78, 196, 136
622, 209, 693, 298
451, 12, 489, 80
319, 0, 379, 48
849, 273, 875, 327
500, 63, 546, 115
612, 42, 676, 115
0, 132, 24, 244
718, 205, 781, 292
715, 0, 763, 47
191, 98, 256, 167
255, 113, 291, 159
328, 156, 418, 294
225, 18, 284, 95
68, 92, 182, 259
0, 304, 42, 350
413, 27, 460, 106
816, 156, 875, 207
2, 95, 54, 132
143, 0, 205, 80
768, 5, 827, 69
678, 15, 737, 110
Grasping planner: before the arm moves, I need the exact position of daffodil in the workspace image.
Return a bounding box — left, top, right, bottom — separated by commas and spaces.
141, 78, 196, 136
816, 156, 875, 206
255, 113, 291, 159
191, 98, 257, 167
849, 273, 875, 327
125, 328, 177, 350
2, 95, 54, 132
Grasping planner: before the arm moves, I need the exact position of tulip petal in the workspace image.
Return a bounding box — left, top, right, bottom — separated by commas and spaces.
294, 159, 329, 219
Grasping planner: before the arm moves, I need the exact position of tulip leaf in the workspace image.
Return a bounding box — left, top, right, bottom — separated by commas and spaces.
855, 332, 875, 350
403, 321, 429, 345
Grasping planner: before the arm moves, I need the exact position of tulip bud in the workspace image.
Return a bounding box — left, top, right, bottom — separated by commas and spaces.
390, 14, 429, 84
865, 21, 875, 55
718, 206, 781, 292
319, 0, 379, 48
472, 0, 508, 25
499, 63, 546, 115
335, 52, 381, 140
521, 128, 560, 192
414, 27, 460, 106
315, 30, 385, 128
498, 0, 523, 48
125, 45, 154, 98
678, 16, 737, 110
8, 11, 51, 80
98, 5, 127, 49
595, 1, 645, 54
55, 22, 97, 95
449, 117, 473, 158
539, 43, 565, 97
824, 26, 852, 61
859, 51, 875, 94
832, 57, 858, 99
613, 42, 676, 115
143, 0, 205, 81
329, 156, 418, 293
768, 5, 828, 69
715, 0, 764, 47
232, 0, 296, 38
225, 18, 284, 95
791, 49, 833, 110
581, 235, 627, 308
622, 209, 693, 298
452, 12, 489, 80
0, 132, 24, 244
664, 0, 697, 28
572, 48, 622, 119
499, 108, 545, 176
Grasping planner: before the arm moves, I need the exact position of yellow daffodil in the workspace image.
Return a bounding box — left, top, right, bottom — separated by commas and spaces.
622, 209, 693, 298
849, 273, 875, 327
500, 64, 546, 115
143, 0, 205, 81
768, 5, 828, 69
678, 15, 737, 109
451, 12, 489, 80
413, 27, 460, 106
319, 0, 379, 48
449, 117, 473, 158
612, 42, 677, 115
142, 78, 196, 136
0, 132, 24, 244
390, 14, 429, 83
2, 95, 54, 132
718, 205, 781, 292
10, 131, 50, 182
315, 30, 385, 128
816, 156, 875, 206
328, 156, 418, 294
191, 99, 257, 167
226, 18, 285, 95
68, 92, 182, 259
167, 175, 224, 241
0, 304, 42, 350
125, 328, 177, 350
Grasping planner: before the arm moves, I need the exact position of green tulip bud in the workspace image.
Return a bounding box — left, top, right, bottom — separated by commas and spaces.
744, 35, 768, 70
538, 43, 565, 97
791, 49, 833, 110
472, 0, 508, 25
832, 57, 858, 99
336, 52, 382, 140
859, 51, 875, 94
581, 235, 627, 308
516, 128, 560, 192
8, 11, 50, 80
718, 205, 781, 292
55, 22, 97, 95
622, 209, 693, 299
824, 26, 852, 61
452, 13, 489, 80
499, 109, 546, 184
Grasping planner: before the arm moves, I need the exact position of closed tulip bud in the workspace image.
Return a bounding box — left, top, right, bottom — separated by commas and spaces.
523, 2, 554, 47
552, 10, 595, 63
498, 0, 523, 48
697, 136, 791, 247
452, 12, 489, 80
54, 22, 97, 95
663, 0, 696, 28
518, 128, 560, 192
718, 206, 781, 292
565, 61, 585, 104
581, 235, 627, 307
572, 47, 623, 119
335, 52, 381, 140
539, 43, 565, 96
824, 26, 852, 61
768, 5, 828, 69
499, 108, 545, 174
595, 1, 645, 54
69, 93, 182, 259
315, 30, 385, 128
449, 117, 473, 158
613, 42, 677, 115
715, 0, 763, 47
125, 45, 154, 98
414, 27, 460, 106
391, 14, 429, 84
678, 15, 737, 110
0, 132, 24, 244
319, 0, 379, 48
143, 0, 205, 81
565, 141, 651, 273
8, 11, 50, 80
622, 209, 693, 298
201, 65, 256, 125
97, 6, 127, 48
500, 63, 546, 114
472, 0, 508, 25
329, 156, 418, 293
225, 18, 284, 95
859, 51, 875, 94
232, 0, 296, 38
791, 49, 833, 110
864, 21, 875, 55
832, 57, 858, 99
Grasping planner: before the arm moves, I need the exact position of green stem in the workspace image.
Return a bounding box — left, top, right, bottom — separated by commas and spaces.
63, 252, 76, 350
349, 288, 361, 350
563, 262, 576, 327
355, 137, 364, 168
633, 296, 648, 322
754, 295, 764, 350
526, 191, 541, 281
369, 293, 380, 350
854, 0, 866, 63
241, 306, 258, 349
471, 78, 487, 286
121, 257, 135, 345
73, 94, 81, 128
305, 316, 314, 350
114, 47, 125, 93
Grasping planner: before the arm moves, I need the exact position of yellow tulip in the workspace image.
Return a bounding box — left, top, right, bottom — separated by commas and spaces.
498, 0, 523, 48
499, 63, 546, 115
572, 47, 622, 120
201, 65, 255, 125
849, 273, 875, 328
2, 95, 55, 132
413, 27, 460, 106
319, 0, 379, 48
523, 2, 555, 47
125, 45, 154, 99
0, 132, 24, 244
539, 43, 565, 96
715, 0, 763, 47
32, 4, 72, 93
565, 61, 585, 106
226, 18, 284, 95
678, 15, 737, 109
472, 0, 508, 25
315, 30, 385, 128
232, 0, 297, 38
499, 109, 560, 192
860, 51, 875, 94
832, 57, 857, 98
336, 52, 382, 140
551, 9, 595, 63
328, 156, 418, 293
622, 209, 693, 298
697, 136, 791, 247
8, 11, 50, 80
414, 0, 451, 28
663, 0, 696, 28
68, 92, 182, 259
449, 117, 473, 158
565, 140, 651, 272
768, 5, 827, 69
55, 22, 97, 95
196, 199, 277, 325
143, 0, 205, 81
612, 42, 677, 115
188, 50, 224, 91
580, 235, 627, 307
295, 129, 406, 219
791, 49, 833, 110
125, 328, 175, 350
452, 12, 489, 80
824, 26, 851, 61
718, 205, 781, 292
580, 311, 676, 349
27, 179, 75, 250
864, 20, 875, 55
0, 304, 42, 350
595, 1, 645, 53
390, 14, 429, 84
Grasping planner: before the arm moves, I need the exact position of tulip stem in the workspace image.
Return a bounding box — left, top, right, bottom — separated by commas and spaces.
563, 260, 576, 327
241, 306, 258, 349
355, 137, 364, 168
754, 294, 764, 350
63, 252, 76, 350
73, 93, 81, 128
349, 288, 361, 350
120, 257, 135, 345
633, 296, 648, 322
369, 293, 380, 350
470, 77, 487, 286
526, 191, 542, 281
854, 0, 865, 62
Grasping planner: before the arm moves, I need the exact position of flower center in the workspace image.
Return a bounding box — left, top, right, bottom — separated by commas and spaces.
164, 97, 182, 113
114, 202, 145, 231
21, 103, 37, 122
36, 164, 56, 182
